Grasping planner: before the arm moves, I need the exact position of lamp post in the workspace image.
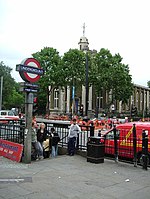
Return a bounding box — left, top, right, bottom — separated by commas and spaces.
96, 97, 99, 118
85, 52, 89, 117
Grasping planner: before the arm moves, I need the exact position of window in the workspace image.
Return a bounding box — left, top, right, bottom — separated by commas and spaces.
0, 111, 14, 116
1, 111, 7, 116
54, 89, 59, 109
8, 111, 14, 116
105, 130, 120, 140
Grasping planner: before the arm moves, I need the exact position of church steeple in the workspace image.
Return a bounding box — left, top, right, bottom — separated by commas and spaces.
82, 22, 86, 37
78, 23, 89, 51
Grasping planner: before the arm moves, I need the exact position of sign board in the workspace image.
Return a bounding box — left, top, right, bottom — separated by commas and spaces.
16, 58, 44, 83
19, 82, 39, 93
19, 87, 38, 93
0, 139, 23, 162
19, 82, 39, 88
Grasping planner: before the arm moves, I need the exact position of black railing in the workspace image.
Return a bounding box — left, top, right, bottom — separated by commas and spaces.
0, 118, 149, 167
0, 119, 25, 144
0, 119, 92, 152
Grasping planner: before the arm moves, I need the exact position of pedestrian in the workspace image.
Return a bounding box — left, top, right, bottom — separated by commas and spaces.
68, 118, 81, 156
32, 115, 38, 128
80, 104, 84, 116
98, 130, 101, 137
50, 127, 60, 158
31, 121, 43, 160
37, 123, 49, 158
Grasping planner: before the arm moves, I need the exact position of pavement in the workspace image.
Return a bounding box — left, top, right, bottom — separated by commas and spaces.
0, 155, 150, 199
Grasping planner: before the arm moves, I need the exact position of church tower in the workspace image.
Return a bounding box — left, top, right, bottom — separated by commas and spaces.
78, 23, 93, 115
78, 23, 89, 51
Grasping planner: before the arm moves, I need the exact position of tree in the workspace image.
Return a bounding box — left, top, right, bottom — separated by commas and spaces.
90, 49, 133, 104
32, 47, 133, 115
61, 49, 86, 114
61, 49, 86, 87
32, 47, 62, 114
7, 87, 24, 110
147, 81, 150, 88
0, 61, 24, 109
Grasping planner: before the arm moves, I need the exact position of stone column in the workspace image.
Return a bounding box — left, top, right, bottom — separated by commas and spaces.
119, 101, 122, 113
147, 90, 149, 110
88, 86, 92, 111
59, 88, 65, 113
66, 86, 70, 113
139, 88, 142, 111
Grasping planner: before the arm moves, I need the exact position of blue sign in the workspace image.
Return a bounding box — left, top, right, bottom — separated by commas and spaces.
16, 64, 44, 75
72, 86, 75, 99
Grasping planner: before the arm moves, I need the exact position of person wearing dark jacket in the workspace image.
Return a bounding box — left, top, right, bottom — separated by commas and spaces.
37, 123, 49, 159
50, 127, 60, 158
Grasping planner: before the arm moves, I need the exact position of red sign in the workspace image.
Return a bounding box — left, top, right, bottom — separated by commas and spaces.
17, 58, 43, 83
0, 139, 23, 162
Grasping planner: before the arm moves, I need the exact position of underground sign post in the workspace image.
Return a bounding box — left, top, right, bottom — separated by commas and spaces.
16, 58, 44, 163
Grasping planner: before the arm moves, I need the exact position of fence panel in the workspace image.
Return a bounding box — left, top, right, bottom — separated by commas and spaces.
0, 120, 24, 144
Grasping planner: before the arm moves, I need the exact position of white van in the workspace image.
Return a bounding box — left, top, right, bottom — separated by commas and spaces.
0, 110, 19, 120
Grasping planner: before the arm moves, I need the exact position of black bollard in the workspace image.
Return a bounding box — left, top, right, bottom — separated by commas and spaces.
114, 125, 118, 162
90, 122, 94, 137
142, 130, 148, 170
133, 124, 137, 167
76, 133, 79, 150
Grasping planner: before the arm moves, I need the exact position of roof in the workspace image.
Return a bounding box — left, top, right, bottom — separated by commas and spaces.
117, 122, 150, 129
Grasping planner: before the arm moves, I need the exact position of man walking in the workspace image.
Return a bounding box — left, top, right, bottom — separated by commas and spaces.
68, 118, 81, 156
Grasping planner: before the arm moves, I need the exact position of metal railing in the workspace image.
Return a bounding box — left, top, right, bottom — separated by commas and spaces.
0, 119, 25, 144
0, 119, 92, 151
0, 118, 149, 168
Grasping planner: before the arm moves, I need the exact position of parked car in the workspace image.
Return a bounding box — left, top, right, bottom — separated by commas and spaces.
0, 110, 19, 121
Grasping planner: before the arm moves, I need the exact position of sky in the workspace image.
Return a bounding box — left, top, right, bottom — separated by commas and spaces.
0, 0, 150, 87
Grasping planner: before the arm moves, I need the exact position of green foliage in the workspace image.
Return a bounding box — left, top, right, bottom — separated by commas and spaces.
0, 45, 133, 114
90, 49, 133, 103
0, 61, 24, 109
32, 47, 62, 113
32, 47, 62, 89
147, 81, 150, 88
62, 49, 85, 87
31, 47, 133, 113
7, 88, 24, 109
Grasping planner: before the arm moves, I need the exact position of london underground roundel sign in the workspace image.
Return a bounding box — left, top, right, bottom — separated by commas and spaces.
19, 58, 43, 83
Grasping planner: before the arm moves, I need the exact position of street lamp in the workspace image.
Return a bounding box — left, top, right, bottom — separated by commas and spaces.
85, 51, 89, 117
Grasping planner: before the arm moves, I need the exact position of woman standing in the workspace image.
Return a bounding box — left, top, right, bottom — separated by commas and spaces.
50, 127, 60, 158
37, 123, 49, 159
31, 121, 43, 160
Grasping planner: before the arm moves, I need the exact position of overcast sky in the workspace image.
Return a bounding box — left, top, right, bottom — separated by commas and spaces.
0, 0, 149, 86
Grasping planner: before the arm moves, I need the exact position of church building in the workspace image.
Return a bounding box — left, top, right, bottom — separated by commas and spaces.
48, 24, 150, 118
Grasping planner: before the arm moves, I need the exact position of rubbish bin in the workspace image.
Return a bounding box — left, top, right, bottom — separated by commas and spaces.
87, 136, 105, 163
